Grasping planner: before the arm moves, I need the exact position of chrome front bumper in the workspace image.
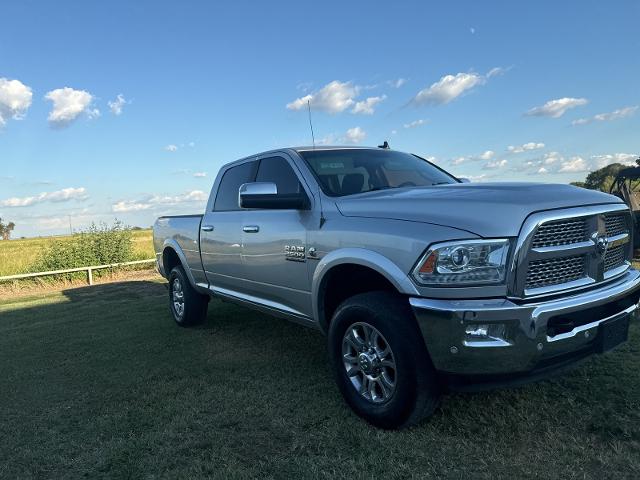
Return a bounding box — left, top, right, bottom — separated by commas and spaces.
410, 269, 640, 376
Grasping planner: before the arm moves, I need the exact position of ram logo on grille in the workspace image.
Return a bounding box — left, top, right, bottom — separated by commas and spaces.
592, 232, 609, 258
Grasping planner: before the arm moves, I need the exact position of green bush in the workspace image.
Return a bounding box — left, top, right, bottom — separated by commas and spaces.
31, 221, 134, 272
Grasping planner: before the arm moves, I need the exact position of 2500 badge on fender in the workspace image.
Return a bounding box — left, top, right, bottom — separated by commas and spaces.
284, 244, 305, 261
153, 145, 640, 429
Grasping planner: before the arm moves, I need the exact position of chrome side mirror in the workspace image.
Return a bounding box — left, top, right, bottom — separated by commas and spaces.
239, 182, 308, 209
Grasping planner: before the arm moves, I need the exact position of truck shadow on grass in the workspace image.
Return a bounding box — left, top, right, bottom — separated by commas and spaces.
1, 280, 639, 479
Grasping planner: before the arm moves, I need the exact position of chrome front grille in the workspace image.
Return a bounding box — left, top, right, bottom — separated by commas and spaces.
605, 213, 628, 237
515, 205, 632, 297
526, 256, 586, 289
531, 219, 587, 248
605, 245, 626, 271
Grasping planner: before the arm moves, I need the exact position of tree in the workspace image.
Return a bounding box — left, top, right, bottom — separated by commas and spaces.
0, 218, 16, 240
581, 163, 628, 192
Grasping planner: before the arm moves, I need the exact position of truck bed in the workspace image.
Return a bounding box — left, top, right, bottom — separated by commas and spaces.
153, 214, 203, 278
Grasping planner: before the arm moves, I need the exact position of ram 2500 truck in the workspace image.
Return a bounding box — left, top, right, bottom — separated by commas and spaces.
153, 146, 639, 429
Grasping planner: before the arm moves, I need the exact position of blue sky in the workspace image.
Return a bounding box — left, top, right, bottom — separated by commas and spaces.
1, 0, 639, 237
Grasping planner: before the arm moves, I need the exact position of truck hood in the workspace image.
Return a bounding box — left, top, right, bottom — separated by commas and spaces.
335, 182, 624, 237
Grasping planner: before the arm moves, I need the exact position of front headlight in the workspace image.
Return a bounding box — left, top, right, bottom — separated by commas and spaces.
412, 239, 510, 286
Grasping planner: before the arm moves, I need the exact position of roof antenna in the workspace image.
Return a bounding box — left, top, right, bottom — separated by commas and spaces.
378, 140, 390, 149
307, 100, 316, 148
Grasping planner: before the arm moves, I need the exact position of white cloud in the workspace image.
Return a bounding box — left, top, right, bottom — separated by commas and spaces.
108, 94, 127, 115
541, 151, 562, 165
571, 118, 590, 126
403, 119, 426, 129
412, 72, 484, 106
558, 156, 588, 173
460, 173, 489, 182
45, 87, 98, 127
0, 77, 33, 127
507, 142, 545, 153
111, 200, 152, 213
112, 190, 208, 213
410, 67, 505, 107
591, 153, 638, 169
486, 66, 508, 78
451, 150, 495, 165
469, 27, 476, 34
572, 106, 638, 126
193, 172, 207, 178
0, 187, 88, 207
164, 144, 178, 152
525, 97, 588, 118
318, 126, 367, 145
511, 151, 565, 175
484, 159, 507, 169
287, 80, 359, 114
344, 127, 366, 144
352, 95, 386, 115
514, 151, 638, 176
388, 78, 407, 88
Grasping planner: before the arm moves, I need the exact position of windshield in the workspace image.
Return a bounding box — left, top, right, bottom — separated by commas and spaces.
299, 149, 458, 197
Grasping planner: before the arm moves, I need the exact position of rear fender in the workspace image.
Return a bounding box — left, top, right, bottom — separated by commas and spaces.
162, 238, 199, 289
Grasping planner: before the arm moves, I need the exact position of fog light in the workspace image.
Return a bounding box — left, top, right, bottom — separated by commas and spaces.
465, 324, 506, 340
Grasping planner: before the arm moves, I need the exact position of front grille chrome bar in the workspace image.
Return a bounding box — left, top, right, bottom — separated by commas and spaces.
509, 204, 632, 299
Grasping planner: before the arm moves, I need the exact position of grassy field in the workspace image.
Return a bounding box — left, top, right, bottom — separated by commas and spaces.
0, 278, 639, 479
0, 229, 154, 276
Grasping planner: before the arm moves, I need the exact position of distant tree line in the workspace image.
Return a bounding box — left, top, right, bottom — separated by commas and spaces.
571, 157, 640, 192
0, 218, 15, 240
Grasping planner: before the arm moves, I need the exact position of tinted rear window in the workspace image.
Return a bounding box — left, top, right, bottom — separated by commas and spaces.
214, 161, 257, 211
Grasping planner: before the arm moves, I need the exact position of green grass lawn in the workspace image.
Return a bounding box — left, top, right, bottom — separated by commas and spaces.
1, 280, 639, 479
0, 229, 154, 277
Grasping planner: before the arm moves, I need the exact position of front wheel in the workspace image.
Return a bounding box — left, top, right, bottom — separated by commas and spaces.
168, 265, 209, 326
328, 292, 441, 429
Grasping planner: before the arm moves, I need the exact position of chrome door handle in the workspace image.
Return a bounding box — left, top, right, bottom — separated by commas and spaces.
243, 225, 260, 233
201, 225, 214, 232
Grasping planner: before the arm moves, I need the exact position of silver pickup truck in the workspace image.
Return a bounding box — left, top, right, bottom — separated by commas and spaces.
153, 146, 640, 429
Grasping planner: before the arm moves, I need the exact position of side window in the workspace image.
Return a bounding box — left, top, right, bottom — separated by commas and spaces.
214, 161, 257, 211
255, 156, 302, 194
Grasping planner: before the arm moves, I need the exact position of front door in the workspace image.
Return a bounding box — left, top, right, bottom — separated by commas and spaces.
240, 154, 315, 317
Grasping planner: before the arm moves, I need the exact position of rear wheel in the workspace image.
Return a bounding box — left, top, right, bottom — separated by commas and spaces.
328, 292, 441, 429
168, 265, 208, 326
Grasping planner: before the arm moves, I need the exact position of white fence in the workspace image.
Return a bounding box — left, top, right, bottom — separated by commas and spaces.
0, 259, 156, 285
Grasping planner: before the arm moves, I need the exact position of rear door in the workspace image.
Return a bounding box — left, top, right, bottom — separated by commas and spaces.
200, 159, 257, 292
240, 154, 315, 316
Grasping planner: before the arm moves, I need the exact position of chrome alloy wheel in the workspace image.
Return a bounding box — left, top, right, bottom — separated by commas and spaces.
342, 322, 397, 403
171, 277, 185, 319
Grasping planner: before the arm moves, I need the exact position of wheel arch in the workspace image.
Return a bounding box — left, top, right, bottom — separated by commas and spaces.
161, 239, 199, 289
312, 248, 420, 334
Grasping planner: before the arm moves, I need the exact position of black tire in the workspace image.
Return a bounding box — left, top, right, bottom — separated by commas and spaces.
328, 291, 441, 429
168, 265, 209, 327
